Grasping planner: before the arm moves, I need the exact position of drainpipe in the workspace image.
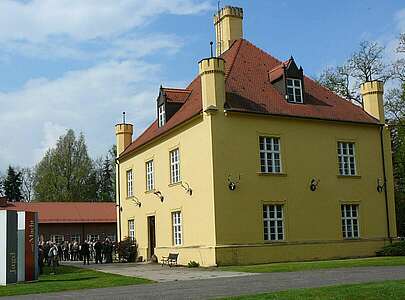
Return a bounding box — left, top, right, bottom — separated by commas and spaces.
115, 158, 122, 242
380, 125, 392, 243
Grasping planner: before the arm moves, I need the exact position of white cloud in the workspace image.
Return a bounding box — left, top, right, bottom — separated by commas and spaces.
0, 59, 162, 169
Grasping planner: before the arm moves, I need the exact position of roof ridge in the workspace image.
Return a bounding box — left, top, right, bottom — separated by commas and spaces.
224, 39, 244, 82
163, 87, 192, 93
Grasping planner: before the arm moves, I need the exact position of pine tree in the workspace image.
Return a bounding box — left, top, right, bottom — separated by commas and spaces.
4, 166, 23, 202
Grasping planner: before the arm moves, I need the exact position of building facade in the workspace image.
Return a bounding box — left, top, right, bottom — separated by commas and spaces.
116, 6, 397, 266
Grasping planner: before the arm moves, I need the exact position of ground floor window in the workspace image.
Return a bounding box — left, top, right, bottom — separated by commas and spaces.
51, 234, 64, 244
106, 234, 116, 242
263, 204, 284, 241
128, 219, 135, 241
87, 234, 100, 242
172, 211, 182, 245
70, 233, 81, 243
341, 204, 359, 239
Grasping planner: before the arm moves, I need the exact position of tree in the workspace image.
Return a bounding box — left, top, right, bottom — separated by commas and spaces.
34, 129, 97, 201
4, 166, 23, 201
393, 33, 405, 82
318, 40, 391, 104
94, 145, 116, 202
20, 167, 35, 202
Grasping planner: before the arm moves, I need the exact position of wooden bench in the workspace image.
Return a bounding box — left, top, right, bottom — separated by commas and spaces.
161, 253, 179, 267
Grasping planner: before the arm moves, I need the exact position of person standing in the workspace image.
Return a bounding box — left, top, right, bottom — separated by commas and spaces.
94, 239, 103, 264
81, 240, 90, 265
38, 244, 44, 275
48, 243, 59, 275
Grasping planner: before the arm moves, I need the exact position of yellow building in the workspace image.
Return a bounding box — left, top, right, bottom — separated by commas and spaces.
115, 6, 396, 266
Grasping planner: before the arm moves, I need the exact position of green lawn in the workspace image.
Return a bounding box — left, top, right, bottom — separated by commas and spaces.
0, 265, 151, 297
220, 256, 405, 273
222, 280, 405, 299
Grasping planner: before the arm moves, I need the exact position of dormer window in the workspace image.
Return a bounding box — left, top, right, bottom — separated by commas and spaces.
286, 78, 303, 103
158, 104, 166, 127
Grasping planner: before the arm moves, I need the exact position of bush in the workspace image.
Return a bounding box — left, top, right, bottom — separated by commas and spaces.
117, 237, 138, 262
187, 260, 200, 268
376, 241, 405, 256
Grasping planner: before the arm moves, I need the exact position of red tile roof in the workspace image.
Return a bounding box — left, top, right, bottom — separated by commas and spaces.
120, 39, 378, 158
3, 202, 116, 224
162, 88, 192, 103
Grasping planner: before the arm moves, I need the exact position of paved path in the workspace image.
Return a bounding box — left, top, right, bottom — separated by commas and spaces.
61, 261, 254, 282
5, 266, 405, 300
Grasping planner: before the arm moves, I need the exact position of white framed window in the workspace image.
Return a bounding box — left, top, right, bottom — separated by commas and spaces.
146, 160, 154, 191
127, 169, 133, 197
263, 204, 284, 241
87, 234, 100, 242
337, 142, 357, 176
341, 204, 359, 239
259, 136, 282, 173
170, 148, 180, 184
158, 105, 166, 127
172, 211, 182, 245
286, 78, 303, 103
51, 234, 64, 244
128, 219, 135, 241
70, 233, 81, 243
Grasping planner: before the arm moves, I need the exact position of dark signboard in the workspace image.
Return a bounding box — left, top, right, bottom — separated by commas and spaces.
25, 211, 37, 282
6, 211, 17, 284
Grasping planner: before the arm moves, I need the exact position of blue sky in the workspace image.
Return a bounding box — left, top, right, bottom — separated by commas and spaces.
0, 0, 404, 171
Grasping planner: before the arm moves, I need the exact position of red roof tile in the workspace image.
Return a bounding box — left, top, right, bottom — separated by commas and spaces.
120, 39, 378, 158
3, 202, 116, 224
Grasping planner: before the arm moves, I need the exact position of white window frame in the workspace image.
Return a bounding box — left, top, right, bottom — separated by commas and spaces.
170, 148, 180, 184
146, 160, 154, 191
286, 78, 303, 103
70, 233, 81, 243
127, 169, 133, 197
172, 211, 182, 245
158, 105, 166, 127
260, 136, 282, 173
263, 204, 284, 241
87, 234, 100, 242
51, 234, 64, 244
128, 219, 135, 241
341, 204, 360, 239
337, 142, 357, 176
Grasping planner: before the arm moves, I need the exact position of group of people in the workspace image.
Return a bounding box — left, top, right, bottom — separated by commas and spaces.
38, 238, 117, 274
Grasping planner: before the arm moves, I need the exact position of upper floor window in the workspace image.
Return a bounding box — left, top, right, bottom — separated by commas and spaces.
341, 204, 359, 239
126, 169, 133, 197
263, 204, 284, 241
337, 142, 356, 176
170, 148, 180, 184
286, 78, 303, 103
158, 105, 166, 127
128, 219, 135, 241
146, 160, 154, 191
172, 211, 182, 245
259, 136, 282, 173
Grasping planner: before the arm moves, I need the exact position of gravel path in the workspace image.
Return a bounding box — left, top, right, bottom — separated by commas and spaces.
4, 265, 405, 300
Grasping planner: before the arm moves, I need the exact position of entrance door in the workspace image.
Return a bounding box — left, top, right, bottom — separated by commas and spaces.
147, 216, 156, 259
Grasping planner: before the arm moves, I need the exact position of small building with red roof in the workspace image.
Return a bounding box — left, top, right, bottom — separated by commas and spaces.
5, 202, 117, 244
113, 6, 396, 266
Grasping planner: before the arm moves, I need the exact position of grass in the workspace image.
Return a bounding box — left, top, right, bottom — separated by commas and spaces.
0, 265, 151, 297
222, 280, 405, 299
220, 256, 405, 273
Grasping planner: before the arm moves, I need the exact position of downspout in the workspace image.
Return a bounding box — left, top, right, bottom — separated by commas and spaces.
380, 125, 392, 243
115, 158, 122, 242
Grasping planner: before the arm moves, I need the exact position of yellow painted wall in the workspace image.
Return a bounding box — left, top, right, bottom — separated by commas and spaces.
118, 116, 217, 266
209, 111, 396, 265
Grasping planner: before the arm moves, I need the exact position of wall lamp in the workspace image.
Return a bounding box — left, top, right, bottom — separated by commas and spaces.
115, 204, 123, 212
377, 178, 385, 193
310, 178, 320, 192
228, 174, 241, 191
153, 190, 164, 202
131, 197, 142, 208
181, 181, 193, 196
